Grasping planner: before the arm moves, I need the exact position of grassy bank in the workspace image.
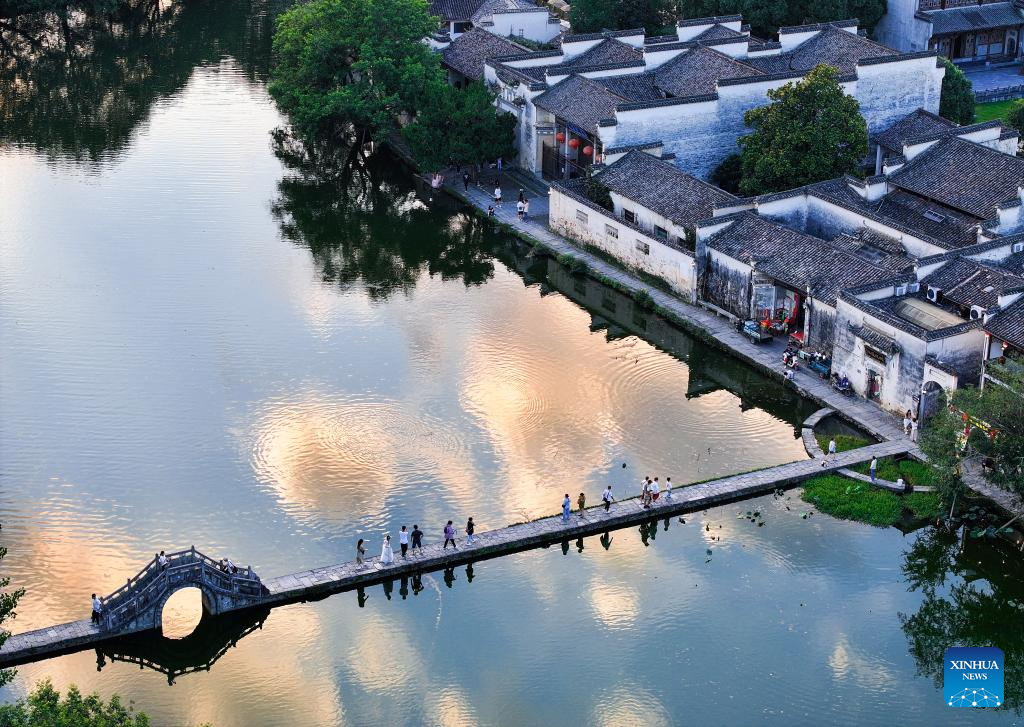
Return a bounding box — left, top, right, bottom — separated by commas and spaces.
849, 456, 935, 486
815, 433, 872, 454
800, 475, 942, 527
975, 99, 1018, 122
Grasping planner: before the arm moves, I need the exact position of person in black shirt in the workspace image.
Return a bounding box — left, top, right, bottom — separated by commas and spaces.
411, 524, 423, 554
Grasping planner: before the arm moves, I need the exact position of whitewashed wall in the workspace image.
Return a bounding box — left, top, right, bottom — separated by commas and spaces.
487, 11, 559, 43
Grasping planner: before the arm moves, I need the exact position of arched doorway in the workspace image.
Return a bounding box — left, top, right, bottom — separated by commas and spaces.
919, 380, 945, 420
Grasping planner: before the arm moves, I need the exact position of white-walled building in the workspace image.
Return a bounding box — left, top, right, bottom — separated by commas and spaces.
876, 0, 1024, 60
429, 0, 561, 44
484, 16, 945, 180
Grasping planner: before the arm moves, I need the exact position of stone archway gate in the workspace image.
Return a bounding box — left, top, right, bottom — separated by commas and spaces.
100, 547, 268, 633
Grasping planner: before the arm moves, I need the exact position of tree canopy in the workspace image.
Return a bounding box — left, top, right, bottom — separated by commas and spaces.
401, 80, 516, 172
919, 365, 1024, 503
673, 0, 886, 40
0, 680, 152, 727
268, 0, 439, 144
938, 58, 975, 126
737, 64, 868, 196
570, 0, 673, 35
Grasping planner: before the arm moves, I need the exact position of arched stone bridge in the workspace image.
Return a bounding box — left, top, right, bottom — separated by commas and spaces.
98, 547, 268, 633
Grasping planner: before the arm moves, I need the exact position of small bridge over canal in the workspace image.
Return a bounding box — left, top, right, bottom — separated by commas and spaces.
0, 437, 912, 669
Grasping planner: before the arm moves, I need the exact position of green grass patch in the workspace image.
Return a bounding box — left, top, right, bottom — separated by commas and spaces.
850, 456, 935, 487
800, 475, 941, 527
975, 99, 1018, 123
815, 433, 871, 454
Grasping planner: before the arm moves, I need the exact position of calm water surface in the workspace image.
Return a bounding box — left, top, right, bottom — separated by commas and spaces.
0, 4, 1021, 725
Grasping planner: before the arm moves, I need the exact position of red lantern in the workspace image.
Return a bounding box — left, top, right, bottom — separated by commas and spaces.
555, 132, 566, 143
568, 137, 580, 150
583, 145, 594, 156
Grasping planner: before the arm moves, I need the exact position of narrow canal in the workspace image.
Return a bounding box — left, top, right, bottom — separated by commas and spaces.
0, 2, 1020, 724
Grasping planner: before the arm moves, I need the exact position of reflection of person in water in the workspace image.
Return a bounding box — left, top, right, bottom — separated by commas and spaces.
357, 587, 369, 608
412, 573, 423, 596
382, 579, 393, 600
443, 566, 456, 589
465, 563, 474, 584
400, 576, 409, 600
600, 532, 613, 550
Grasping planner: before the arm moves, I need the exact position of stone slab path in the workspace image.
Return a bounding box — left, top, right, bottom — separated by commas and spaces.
0, 439, 908, 668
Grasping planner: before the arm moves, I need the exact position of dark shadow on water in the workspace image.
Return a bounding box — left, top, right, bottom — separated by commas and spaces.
95, 605, 271, 685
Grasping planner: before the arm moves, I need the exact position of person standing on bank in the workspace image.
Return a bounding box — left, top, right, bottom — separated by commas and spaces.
910, 416, 919, 443
903, 410, 912, 436
466, 517, 476, 544
462, 171, 470, 192
412, 524, 423, 554
493, 184, 502, 207
562, 494, 572, 522
665, 477, 673, 500
399, 525, 410, 558
869, 456, 878, 484
577, 492, 586, 518
357, 538, 366, 566
522, 198, 530, 221
91, 593, 102, 625
651, 477, 660, 502
602, 485, 614, 512
381, 534, 394, 565
444, 520, 457, 549
822, 437, 837, 466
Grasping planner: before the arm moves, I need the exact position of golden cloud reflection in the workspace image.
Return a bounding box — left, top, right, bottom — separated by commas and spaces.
588, 579, 639, 630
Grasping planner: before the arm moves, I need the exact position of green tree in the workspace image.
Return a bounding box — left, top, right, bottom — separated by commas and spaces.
674, 0, 884, 39
0, 528, 25, 689
710, 152, 742, 194
569, 0, 617, 33
570, 0, 672, 33
919, 365, 1024, 503
401, 81, 516, 172
268, 0, 439, 145
0, 680, 151, 726
938, 58, 975, 126
738, 64, 867, 196
1005, 99, 1024, 140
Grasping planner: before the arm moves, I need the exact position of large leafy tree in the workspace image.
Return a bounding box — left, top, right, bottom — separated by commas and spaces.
674, 0, 885, 40
938, 58, 975, 126
402, 81, 516, 172
919, 364, 1024, 503
0, 680, 152, 726
571, 0, 672, 34
268, 0, 439, 145
737, 64, 867, 196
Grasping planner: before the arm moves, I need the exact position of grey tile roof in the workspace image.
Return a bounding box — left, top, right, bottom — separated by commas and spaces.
985, 295, 1024, 349
442, 28, 530, 80
598, 73, 665, 102
1001, 250, 1024, 275
596, 150, 738, 227
561, 38, 643, 69
471, 0, 537, 22
852, 325, 901, 354
920, 2, 1024, 36
430, 0, 486, 22
746, 26, 892, 75
532, 74, 625, 134
690, 24, 746, 41
705, 213, 907, 304
874, 108, 956, 154
889, 136, 1024, 219
923, 257, 1024, 309
654, 45, 763, 97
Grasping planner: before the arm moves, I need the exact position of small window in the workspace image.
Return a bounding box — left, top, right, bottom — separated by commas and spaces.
576, 210, 588, 223
654, 225, 668, 240
623, 209, 637, 224
635, 240, 650, 255
605, 224, 618, 239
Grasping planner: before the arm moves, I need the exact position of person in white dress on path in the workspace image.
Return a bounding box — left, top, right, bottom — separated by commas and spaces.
381, 534, 394, 565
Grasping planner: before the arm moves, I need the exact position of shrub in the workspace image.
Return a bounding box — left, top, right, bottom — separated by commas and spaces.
815, 433, 871, 454
633, 289, 655, 311
800, 475, 941, 527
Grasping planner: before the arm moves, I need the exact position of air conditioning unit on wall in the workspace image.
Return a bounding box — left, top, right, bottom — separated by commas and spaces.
970, 306, 985, 320
927, 286, 941, 302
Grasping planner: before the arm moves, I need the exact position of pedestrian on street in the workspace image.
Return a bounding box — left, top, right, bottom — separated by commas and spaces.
466, 517, 476, 544
665, 477, 673, 500
157, 551, 168, 570
91, 593, 102, 625
399, 525, 410, 558
493, 185, 502, 207
487, 205, 495, 216
516, 199, 525, 220
869, 456, 878, 484
357, 538, 366, 565
642, 478, 652, 508
518, 188, 525, 204
462, 171, 470, 191
910, 417, 919, 442
381, 534, 394, 565
444, 520, 457, 549
903, 410, 912, 436
602, 485, 614, 512
412, 524, 423, 553
496, 156, 503, 180
523, 198, 530, 220
577, 492, 586, 518
822, 437, 837, 466
651, 477, 661, 502
562, 494, 572, 522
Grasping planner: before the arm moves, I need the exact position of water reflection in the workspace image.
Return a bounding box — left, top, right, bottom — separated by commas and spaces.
900, 528, 1024, 713
0, 0, 279, 163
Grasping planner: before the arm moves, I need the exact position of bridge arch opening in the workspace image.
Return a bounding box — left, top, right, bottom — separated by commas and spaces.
160, 587, 207, 639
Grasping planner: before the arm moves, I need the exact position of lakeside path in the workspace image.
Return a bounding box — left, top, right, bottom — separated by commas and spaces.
0, 439, 909, 668
444, 174, 1024, 516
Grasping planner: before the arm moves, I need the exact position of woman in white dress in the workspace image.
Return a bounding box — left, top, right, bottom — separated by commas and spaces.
381, 534, 394, 565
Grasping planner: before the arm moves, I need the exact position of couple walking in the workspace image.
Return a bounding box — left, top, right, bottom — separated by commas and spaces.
444, 518, 477, 548
358, 525, 424, 567
640, 476, 671, 508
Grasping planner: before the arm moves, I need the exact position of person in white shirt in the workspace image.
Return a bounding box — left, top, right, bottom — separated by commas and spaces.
226, 558, 237, 574
516, 200, 525, 220
602, 485, 614, 512
157, 551, 168, 570
665, 477, 673, 500
381, 534, 394, 565
822, 438, 837, 467
910, 417, 919, 442
903, 410, 912, 436
91, 594, 102, 625
650, 478, 661, 502
399, 525, 410, 558
493, 186, 502, 206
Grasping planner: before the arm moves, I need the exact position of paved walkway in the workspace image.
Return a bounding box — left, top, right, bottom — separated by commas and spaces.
0, 439, 908, 667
